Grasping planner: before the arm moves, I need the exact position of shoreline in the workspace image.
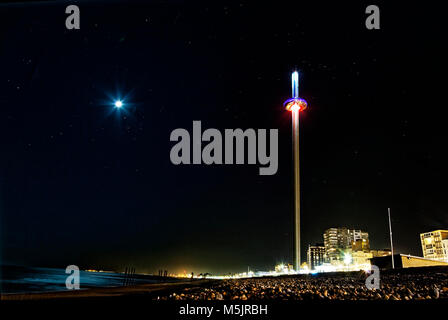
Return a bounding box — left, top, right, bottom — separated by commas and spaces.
1, 279, 218, 301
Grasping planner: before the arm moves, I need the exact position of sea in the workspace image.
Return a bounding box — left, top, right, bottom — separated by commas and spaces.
0, 265, 177, 294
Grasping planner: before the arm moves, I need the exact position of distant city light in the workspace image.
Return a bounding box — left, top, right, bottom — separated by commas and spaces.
344, 253, 353, 265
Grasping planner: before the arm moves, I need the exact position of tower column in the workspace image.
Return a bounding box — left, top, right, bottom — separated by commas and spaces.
293, 108, 300, 271
283, 70, 307, 272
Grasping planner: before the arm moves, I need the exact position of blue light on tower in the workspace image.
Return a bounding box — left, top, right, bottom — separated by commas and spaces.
284, 71, 307, 112
114, 100, 123, 108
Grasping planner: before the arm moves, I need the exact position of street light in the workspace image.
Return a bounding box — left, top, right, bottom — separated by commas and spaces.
284, 71, 307, 271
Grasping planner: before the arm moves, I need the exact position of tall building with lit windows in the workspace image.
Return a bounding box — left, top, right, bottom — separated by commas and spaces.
420, 230, 448, 262
323, 228, 351, 264
323, 227, 370, 264
351, 230, 370, 252
307, 244, 325, 270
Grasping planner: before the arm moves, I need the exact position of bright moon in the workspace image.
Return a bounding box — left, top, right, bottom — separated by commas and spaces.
114, 100, 123, 108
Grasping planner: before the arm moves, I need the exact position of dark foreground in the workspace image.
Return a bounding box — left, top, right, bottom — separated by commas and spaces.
160, 271, 448, 301
2, 268, 448, 318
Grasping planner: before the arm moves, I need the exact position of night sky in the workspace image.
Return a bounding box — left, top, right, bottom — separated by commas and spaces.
0, 1, 445, 275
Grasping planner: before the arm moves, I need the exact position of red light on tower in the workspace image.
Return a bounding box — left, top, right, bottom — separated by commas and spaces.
285, 99, 308, 112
